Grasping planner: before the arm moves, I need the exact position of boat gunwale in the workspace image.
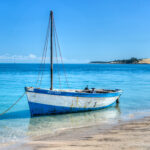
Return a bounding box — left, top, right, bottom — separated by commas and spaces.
25, 87, 122, 98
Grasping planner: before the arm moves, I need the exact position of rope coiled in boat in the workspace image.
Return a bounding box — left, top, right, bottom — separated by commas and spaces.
0, 92, 26, 116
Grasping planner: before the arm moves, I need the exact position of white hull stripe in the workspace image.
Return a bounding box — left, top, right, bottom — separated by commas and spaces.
26, 92, 118, 108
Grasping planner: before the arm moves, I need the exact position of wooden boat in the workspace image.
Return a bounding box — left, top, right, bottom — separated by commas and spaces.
25, 11, 122, 117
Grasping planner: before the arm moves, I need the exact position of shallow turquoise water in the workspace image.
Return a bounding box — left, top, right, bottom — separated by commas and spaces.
0, 63, 150, 143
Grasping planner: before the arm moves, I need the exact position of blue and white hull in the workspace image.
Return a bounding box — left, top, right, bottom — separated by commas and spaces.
25, 87, 122, 117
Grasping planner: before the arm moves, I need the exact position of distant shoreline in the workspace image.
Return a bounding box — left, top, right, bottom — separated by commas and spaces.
90, 58, 150, 64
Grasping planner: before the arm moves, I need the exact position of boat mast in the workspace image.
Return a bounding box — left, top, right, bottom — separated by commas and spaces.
50, 11, 53, 90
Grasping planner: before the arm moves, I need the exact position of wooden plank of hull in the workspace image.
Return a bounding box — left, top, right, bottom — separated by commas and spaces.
26, 92, 119, 116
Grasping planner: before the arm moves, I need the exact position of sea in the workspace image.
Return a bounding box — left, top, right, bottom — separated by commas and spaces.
0, 63, 150, 144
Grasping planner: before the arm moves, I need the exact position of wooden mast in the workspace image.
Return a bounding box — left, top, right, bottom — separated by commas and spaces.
50, 11, 53, 90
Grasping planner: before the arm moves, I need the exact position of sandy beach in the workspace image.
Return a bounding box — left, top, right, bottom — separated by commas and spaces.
1, 116, 150, 150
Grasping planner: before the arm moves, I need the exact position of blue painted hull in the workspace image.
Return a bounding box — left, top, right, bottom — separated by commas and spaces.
28, 101, 116, 117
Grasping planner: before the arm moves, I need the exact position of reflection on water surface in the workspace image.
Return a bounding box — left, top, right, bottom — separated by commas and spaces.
27, 104, 121, 137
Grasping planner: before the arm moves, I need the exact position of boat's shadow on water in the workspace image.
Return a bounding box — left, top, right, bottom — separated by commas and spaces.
0, 110, 30, 120
27, 104, 121, 137
0, 104, 121, 121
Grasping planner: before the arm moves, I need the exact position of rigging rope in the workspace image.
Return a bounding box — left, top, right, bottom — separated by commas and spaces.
54, 29, 62, 89
0, 92, 26, 117
36, 15, 50, 87
53, 20, 70, 88
39, 34, 49, 87
35, 14, 70, 89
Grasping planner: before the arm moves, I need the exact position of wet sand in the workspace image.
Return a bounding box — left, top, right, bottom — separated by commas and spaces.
2, 116, 150, 150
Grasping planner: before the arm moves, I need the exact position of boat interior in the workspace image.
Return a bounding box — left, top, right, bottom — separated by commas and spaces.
55, 88, 119, 93
27, 87, 120, 94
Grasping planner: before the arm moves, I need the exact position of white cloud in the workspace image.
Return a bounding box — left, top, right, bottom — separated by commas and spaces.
0, 53, 88, 63
0, 53, 41, 63
29, 54, 37, 59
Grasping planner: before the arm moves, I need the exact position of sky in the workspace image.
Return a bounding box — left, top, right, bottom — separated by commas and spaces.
0, 0, 150, 63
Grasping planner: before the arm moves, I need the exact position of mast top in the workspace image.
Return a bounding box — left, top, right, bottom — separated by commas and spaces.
50, 10, 53, 15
